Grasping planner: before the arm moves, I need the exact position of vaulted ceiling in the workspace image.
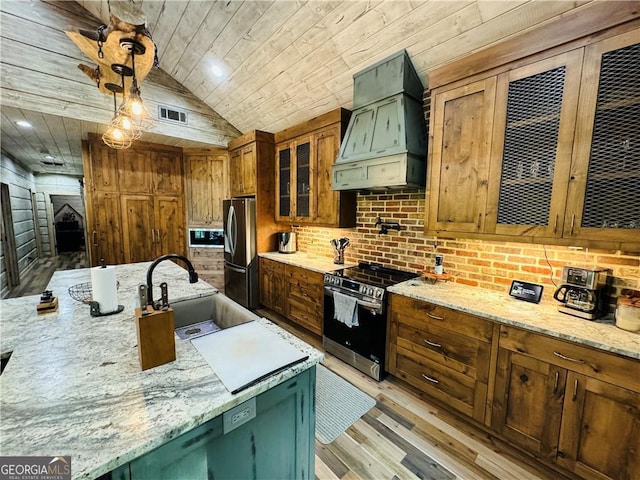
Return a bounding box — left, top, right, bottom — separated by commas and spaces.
0, 1, 610, 176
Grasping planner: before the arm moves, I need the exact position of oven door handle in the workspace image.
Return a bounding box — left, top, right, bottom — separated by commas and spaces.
324, 286, 382, 311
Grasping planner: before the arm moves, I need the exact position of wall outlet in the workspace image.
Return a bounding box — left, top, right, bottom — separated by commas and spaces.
223, 397, 256, 434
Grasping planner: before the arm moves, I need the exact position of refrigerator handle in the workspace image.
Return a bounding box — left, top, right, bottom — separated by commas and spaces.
224, 205, 234, 255
226, 264, 246, 274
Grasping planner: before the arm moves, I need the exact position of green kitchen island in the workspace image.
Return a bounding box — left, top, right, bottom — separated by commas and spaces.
0, 261, 322, 480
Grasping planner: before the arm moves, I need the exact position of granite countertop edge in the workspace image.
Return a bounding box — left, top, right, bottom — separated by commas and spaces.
259, 251, 357, 273
389, 279, 640, 360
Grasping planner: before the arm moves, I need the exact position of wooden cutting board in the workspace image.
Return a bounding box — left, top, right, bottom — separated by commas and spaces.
190, 321, 308, 394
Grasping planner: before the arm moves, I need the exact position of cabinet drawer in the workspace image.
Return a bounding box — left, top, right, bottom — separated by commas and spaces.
390, 294, 493, 342
286, 265, 323, 285
289, 282, 322, 307
260, 258, 285, 275
395, 351, 487, 422
396, 319, 492, 383
499, 325, 640, 392
288, 299, 322, 335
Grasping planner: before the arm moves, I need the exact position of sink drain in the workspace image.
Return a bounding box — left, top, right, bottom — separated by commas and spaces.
175, 320, 221, 340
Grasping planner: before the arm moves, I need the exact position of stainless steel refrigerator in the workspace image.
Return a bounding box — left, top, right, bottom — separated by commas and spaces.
223, 198, 258, 309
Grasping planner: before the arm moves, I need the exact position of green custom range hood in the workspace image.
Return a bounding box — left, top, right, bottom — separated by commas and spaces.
332, 50, 427, 191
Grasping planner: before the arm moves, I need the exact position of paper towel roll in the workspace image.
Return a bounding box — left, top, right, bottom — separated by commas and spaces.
91, 265, 118, 314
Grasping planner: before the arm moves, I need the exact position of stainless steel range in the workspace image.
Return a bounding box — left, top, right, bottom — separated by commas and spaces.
323, 263, 418, 380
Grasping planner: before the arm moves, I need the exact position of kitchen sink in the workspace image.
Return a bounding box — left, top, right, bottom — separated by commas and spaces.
171, 293, 261, 340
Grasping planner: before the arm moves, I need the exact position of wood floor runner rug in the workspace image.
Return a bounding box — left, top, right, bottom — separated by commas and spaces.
315, 363, 376, 444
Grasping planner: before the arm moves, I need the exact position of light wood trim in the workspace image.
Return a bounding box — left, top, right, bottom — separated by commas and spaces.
227, 130, 274, 150
428, 2, 640, 89
274, 108, 349, 143
484, 323, 501, 427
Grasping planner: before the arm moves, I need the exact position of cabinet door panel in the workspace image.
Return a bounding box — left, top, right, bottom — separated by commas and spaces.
118, 148, 152, 193
276, 145, 292, 221
89, 142, 118, 192
428, 78, 496, 233
185, 155, 213, 225
121, 195, 154, 263
229, 150, 243, 197
566, 31, 640, 245
155, 196, 185, 257
295, 141, 312, 219
93, 192, 124, 265
241, 145, 256, 195
486, 51, 583, 237
557, 373, 640, 480
315, 126, 342, 226
153, 150, 183, 194
492, 349, 565, 460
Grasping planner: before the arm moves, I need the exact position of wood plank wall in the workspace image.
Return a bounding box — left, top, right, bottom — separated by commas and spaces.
0, 153, 38, 297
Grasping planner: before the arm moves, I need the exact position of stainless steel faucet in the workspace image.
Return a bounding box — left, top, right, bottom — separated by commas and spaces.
146, 254, 199, 306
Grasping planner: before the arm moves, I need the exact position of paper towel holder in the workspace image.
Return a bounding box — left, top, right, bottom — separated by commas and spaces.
89, 301, 124, 317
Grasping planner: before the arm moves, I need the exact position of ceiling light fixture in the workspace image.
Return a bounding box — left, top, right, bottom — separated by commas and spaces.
16, 120, 32, 128
210, 64, 224, 78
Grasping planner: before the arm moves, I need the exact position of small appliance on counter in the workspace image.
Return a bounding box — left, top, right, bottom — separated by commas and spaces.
615, 289, 640, 332
330, 237, 350, 264
277, 231, 297, 254
553, 266, 610, 320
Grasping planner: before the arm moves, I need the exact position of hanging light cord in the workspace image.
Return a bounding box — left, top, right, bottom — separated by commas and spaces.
543, 245, 558, 288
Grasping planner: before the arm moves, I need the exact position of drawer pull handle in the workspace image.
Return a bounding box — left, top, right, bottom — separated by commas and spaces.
572, 379, 578, 401
421, 373, 439, 384
553, 371, 559, 393
553, 351, 584, 364
424, 339, 442, 348
425, 312, 444, 321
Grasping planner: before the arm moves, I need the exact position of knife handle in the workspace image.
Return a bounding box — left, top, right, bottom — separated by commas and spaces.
138, 284, 149, 314
160, 282, 169, 309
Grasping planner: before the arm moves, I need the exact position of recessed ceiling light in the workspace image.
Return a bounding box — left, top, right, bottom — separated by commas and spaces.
210, 65, 224, 78
44, 154, 55, 160
16, 120, 32, 128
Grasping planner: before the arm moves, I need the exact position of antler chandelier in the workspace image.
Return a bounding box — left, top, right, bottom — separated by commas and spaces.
66, 1, 157, 149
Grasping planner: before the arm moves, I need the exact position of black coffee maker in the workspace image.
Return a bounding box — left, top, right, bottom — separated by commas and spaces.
553, 266, 610, 320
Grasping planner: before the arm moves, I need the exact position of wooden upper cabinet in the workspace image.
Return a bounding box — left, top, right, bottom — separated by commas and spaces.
88, 140, 118, 192
274, 108, 355, 227
485, 51, 584, 238
153, 150, 184, 195
427, 77, 496, 234
118, 147, 152, 193
184, 149, 227, 226
276, 135, 316, 223
426, 23, 640, 250
564, 30, 640, 249
229, 144, 256, 197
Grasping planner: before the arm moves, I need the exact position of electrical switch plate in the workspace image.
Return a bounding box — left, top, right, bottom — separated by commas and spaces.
223, 397, 256, 434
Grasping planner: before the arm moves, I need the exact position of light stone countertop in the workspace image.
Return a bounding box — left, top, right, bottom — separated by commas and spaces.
259, 251, 357, 273
0, 261, 322, 480
389, 278, 640, 360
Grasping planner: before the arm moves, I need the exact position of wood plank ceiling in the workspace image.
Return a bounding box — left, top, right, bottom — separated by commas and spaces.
1, 0, 600, 176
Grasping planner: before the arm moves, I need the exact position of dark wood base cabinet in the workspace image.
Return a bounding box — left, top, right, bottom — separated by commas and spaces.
387, 294, 640, 480
259, 258, 323, 335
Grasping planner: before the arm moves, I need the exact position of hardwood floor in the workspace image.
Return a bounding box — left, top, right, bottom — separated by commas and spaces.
257, 310, 569, 480
4, 251, 88, 298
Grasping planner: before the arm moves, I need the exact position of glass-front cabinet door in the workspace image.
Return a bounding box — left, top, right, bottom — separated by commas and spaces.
276, 143, 292, 222
565, 31, 640, 247
485, 50, 583, 238
295, 140, 312, 219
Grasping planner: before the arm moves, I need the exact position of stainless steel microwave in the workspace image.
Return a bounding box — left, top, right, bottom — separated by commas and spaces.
188, 228, 224, 248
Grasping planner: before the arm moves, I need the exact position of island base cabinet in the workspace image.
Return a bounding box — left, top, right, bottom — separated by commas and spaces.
112, 368, 315, 480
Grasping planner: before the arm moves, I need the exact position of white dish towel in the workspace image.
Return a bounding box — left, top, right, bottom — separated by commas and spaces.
333, 291, 359, 328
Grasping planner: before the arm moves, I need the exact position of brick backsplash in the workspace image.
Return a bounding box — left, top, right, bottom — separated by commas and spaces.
295, 190, 640, 309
